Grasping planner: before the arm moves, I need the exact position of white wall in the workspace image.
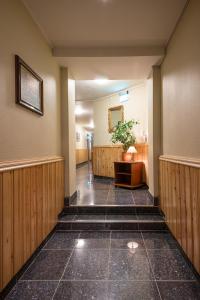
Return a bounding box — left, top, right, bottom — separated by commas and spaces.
61, 68, 76, 197
0, 0, 61, 160
161, 0, 200, 158
93, 82, 148, 146
148, 67, 161, 197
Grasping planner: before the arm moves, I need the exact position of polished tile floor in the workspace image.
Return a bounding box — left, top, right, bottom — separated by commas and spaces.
72, 163, 153, 206
6, 230, 200, 299
5, 163, 200, 299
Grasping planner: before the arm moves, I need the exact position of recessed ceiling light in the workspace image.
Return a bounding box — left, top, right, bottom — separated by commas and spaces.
75, 105, 89, 116
94, 78, 109, 85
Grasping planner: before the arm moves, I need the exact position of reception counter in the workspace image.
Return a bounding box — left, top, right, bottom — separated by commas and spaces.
92, 144, 148, 184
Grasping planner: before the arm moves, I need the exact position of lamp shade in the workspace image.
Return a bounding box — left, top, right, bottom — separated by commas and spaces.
127, 146, 137, 154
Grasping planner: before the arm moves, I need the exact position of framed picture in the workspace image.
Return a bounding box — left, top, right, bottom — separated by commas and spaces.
15, 55, 43, 115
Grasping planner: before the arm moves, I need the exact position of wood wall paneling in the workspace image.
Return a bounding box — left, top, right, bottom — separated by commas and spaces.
76, 149, 88, 165
92, 144, 148, 183
0, 157, 65, 291
0, 173, 3, 290
159, 156, 200, 274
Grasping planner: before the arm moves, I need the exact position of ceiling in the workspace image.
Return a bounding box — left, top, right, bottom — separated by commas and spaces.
22, 0, 187, 80
76, 79, 142, 101
56, 56, 163, 80
22, 0, 187, 48
75, 101, 94, 130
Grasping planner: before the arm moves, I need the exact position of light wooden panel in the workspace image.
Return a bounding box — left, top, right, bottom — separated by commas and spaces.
76, 149, 88, 165
0, 157, 64, 291
159, 156, 200, 274
92, 144, 148, 183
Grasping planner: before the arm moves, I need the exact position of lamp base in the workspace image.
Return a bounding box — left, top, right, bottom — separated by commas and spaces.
122, 152, 133, 161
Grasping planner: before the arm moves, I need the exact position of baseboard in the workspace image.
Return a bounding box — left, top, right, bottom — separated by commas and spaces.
64, 190, 77, 206
94, 175, 114, 180
147, 191, 159, 206
76, 161, 89, 168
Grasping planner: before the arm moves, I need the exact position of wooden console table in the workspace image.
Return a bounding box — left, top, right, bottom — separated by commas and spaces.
114, 161, 144, 188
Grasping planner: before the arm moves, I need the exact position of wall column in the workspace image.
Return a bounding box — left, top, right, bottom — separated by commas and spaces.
147, 66, 161, 198
60, 67, 76, 198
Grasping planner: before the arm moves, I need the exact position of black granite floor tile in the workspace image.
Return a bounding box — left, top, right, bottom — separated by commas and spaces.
59, 214, 76, 221
148, 249, 196, 280
71, 223, 106, 230
43, 231, 80, 249
109, 249, 153, 280
105, 223, 139, 230
54, 281, 107, 300
134, 197, 154, 206
5, 281, 58, 300
111, 231, 144, 249
79, 231, 110, 239
73, 190, 109, 206
63, 249, 109, 280
21, 250, 72, 280
74, 214, 106, 221
107, 280, 160, 300
139, 222, 167, 231
137, 215, 164, 221
106, 207, 137, 214
107, 197, 134, 205
75, 231, 110, 249
157, 281, 200, 300
106, 214, 138, 221
142, 231, 179, 249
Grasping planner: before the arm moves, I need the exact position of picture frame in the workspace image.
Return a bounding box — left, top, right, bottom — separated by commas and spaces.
15, 55, 43, 115
108, 105, 124, 133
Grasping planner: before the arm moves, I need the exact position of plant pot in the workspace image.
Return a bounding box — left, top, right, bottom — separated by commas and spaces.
122, 152, 132, 161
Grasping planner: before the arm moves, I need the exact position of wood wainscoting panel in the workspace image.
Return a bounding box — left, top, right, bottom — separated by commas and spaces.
159, 156, 200, 274
76, 149, 88, 165
0, 157, 64, 291
0, 173, 3, 290
92, 144, 148, 183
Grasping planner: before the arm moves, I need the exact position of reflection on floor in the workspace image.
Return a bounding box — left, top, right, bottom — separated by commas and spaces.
73, 163, 153, 206
6, 230, 200, 299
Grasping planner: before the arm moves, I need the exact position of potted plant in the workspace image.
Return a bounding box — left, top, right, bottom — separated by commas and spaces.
111, 120, 139, 161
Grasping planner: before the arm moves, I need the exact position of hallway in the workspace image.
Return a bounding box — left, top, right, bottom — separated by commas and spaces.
4, 164, 200, 299
1, 0, 200, 299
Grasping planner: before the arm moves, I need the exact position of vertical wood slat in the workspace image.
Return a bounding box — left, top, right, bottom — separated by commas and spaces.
2, 171, 14, 288
0, 173, 3, 290
160, 158, 200, 274
13, 168, 24, 274
0, 158, 64, 291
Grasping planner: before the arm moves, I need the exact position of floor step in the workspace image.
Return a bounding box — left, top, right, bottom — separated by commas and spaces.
57, 213, 167, 231
64, 205, 161, 215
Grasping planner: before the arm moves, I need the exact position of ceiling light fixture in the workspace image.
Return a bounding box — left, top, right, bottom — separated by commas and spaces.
94, 77, 109, 85
75, 106, 87, 116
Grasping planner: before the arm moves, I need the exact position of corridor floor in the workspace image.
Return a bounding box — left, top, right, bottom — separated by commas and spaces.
4, 163, 200, 299
72, 163, 154, 206
5, 230, 200, 299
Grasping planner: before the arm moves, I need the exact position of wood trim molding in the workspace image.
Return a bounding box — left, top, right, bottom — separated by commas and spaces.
93, 143, 148, 148
0, 156, 64, 172
159, 155, 200, 168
